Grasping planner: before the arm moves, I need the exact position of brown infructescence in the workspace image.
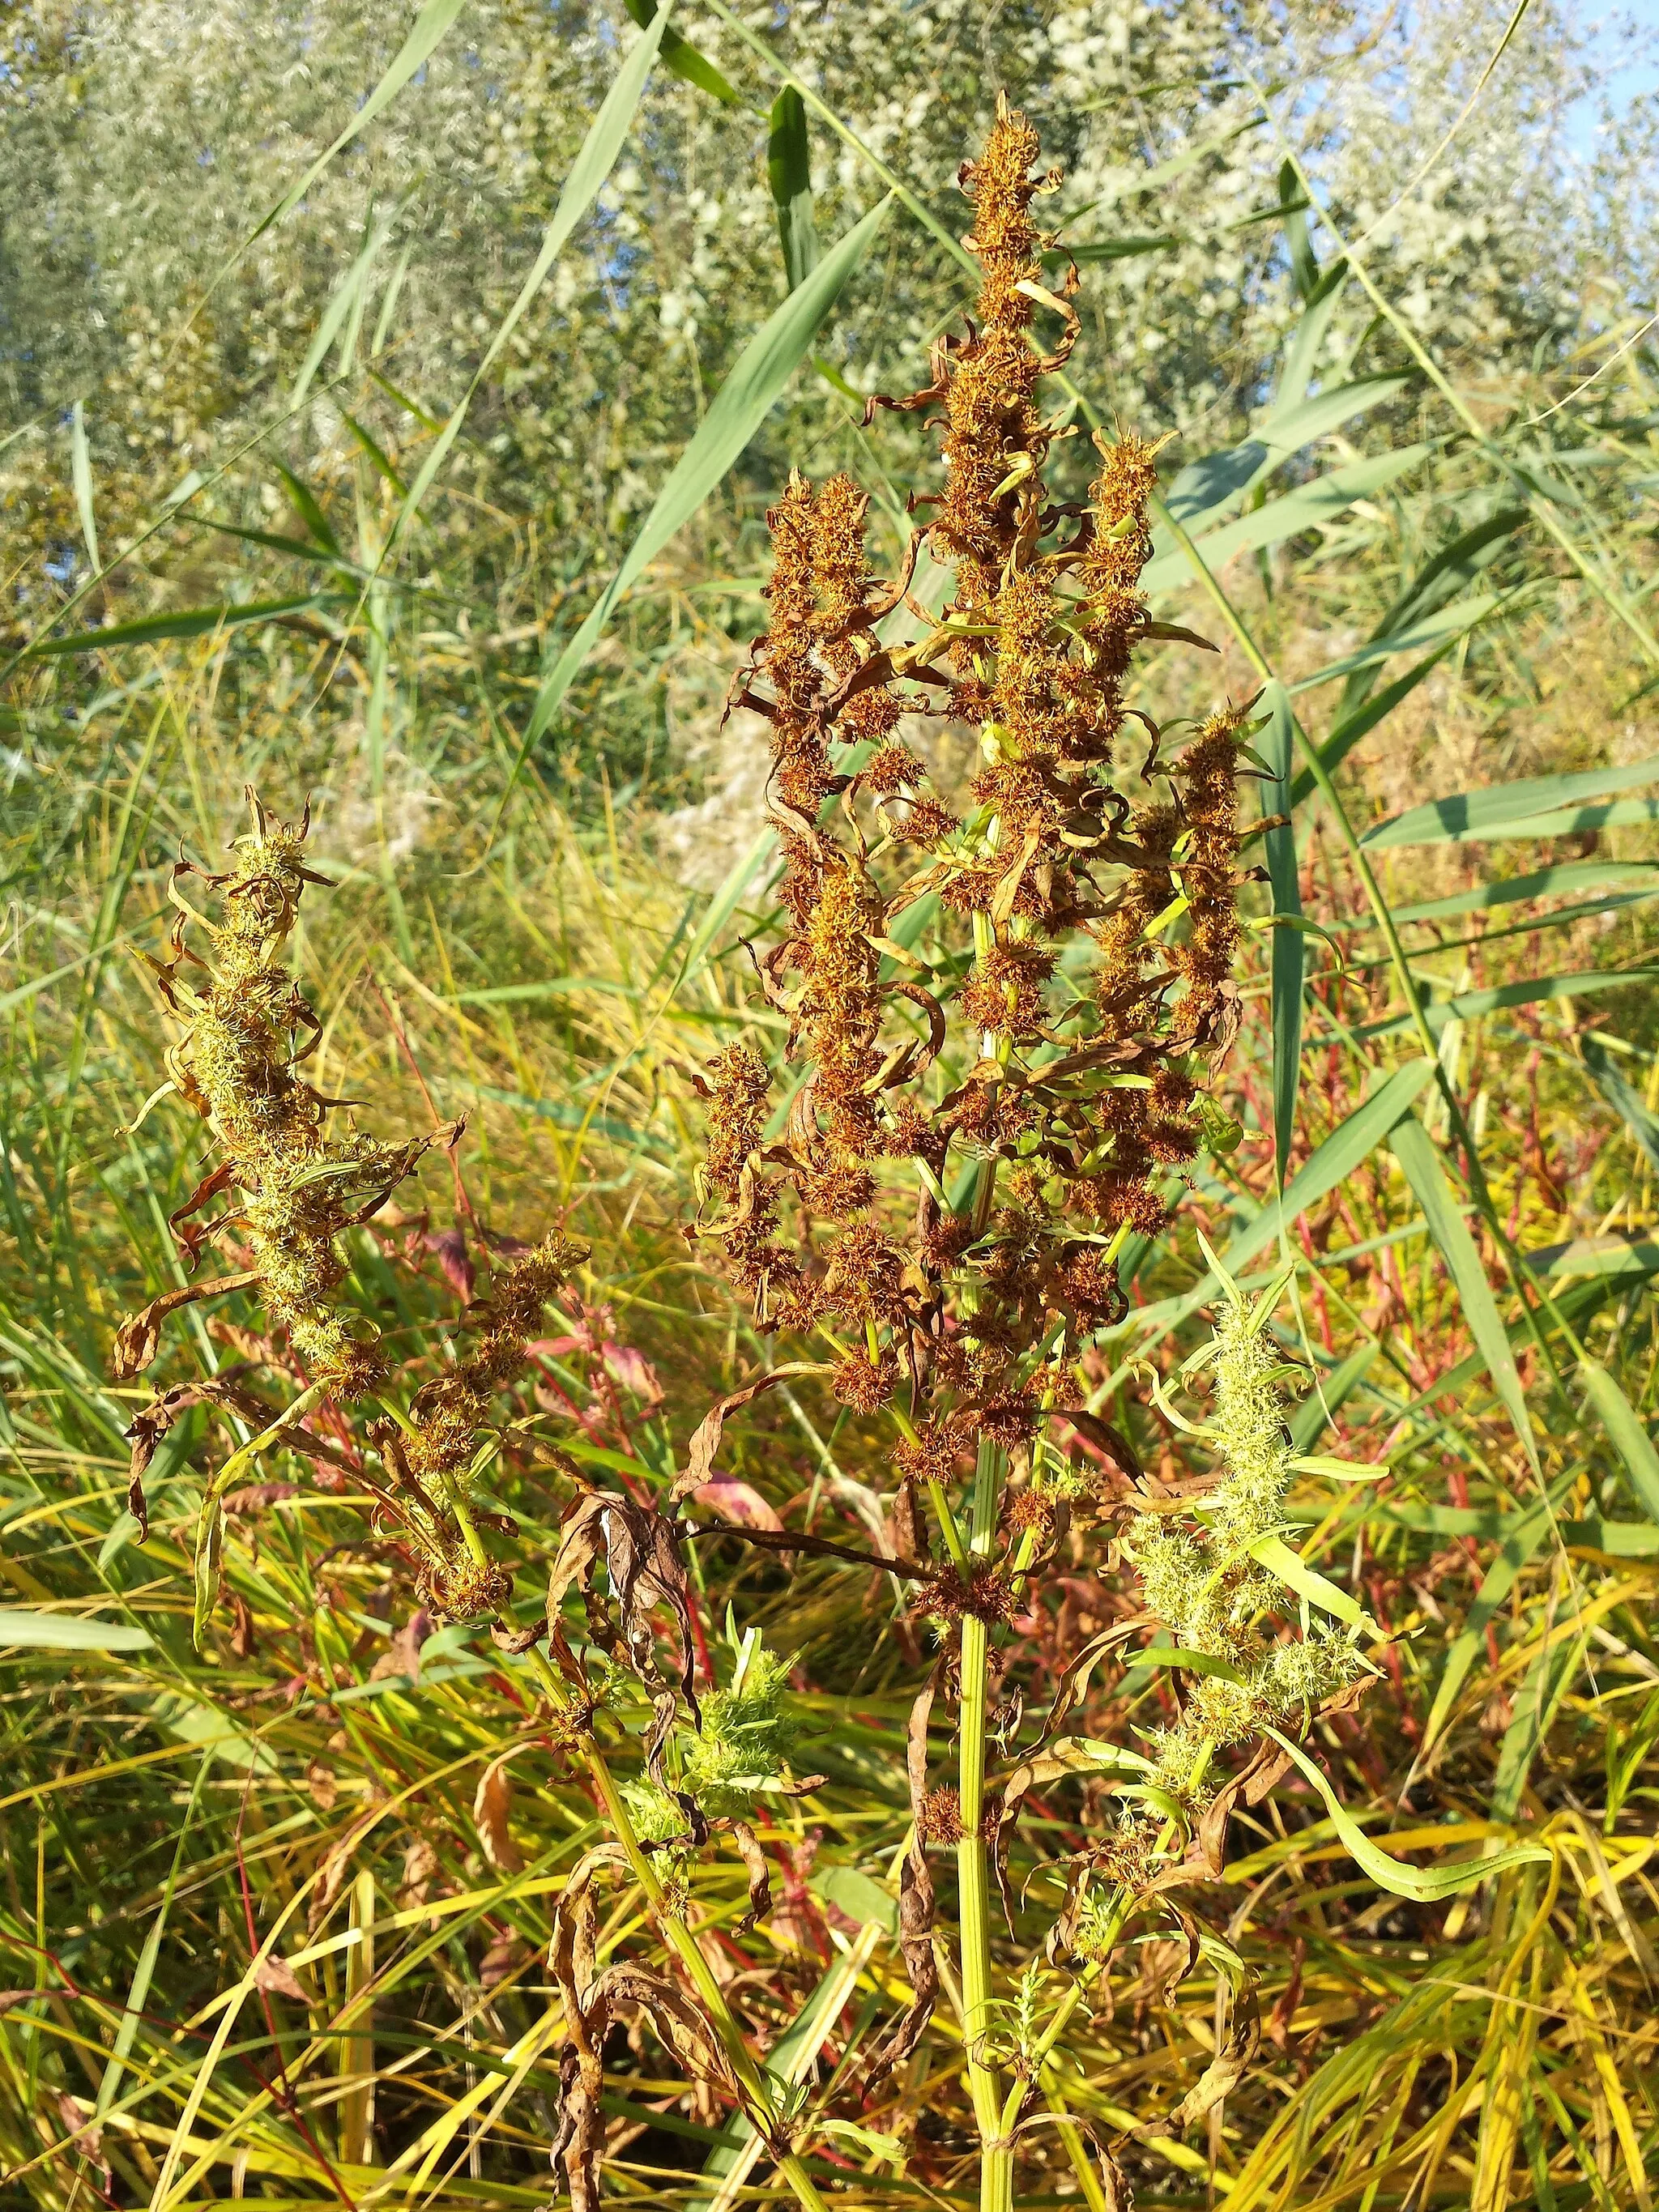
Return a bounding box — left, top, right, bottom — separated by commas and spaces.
696, 91, 1261, 1698
112, 789, 588, 1621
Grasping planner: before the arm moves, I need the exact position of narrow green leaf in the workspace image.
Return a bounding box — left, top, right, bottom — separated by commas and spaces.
693, 1924, 884, 2206
1137, 1063, 1436, 1335
233, 0, 467, 256
767, 87, 819, 292
192, 1496, 224, 1652
28, 595, 327, 656
518, 195, 892, 755
1290, 640, 1463, 809
339, 409, 407, 495
1288, 595, 1504, 693
1391, 1112, 1537, 1472
1272, 262, 1349, 413
460, 1083, 673, 1155
1336, 506, 1528, 723
1357, 968, 1659, 1042
1068, 233, 1184, 262
1056, 113, 1268, 215
1579, 1362, 1659, 1524
454, 977, 639, 1006
271, 459, 340, 552
389, 6, 672, 555
94, 1754, 212, 2123
191, 518, 365, 573
1364, 750, 1659, 851
1161, 376, 1410, 537
1422, 1483, 1567, 1747
621, 0, 743, 104
1449, 795, 1659, 841
1275, 157, 1320, 302
1138, 1647, 1246, 1682
0, 1609, 152, 1654
290, 219, 389, 408
1491, 1632, 1584, 1822
1209, 1058, 1435, 1288
1582, 1035, 1659, 1170
1289, 1341, 1379, 1451
1248, 1535, 1371, 1629
70, 399, 100, 571
1260, 681, 1303, 1183
1561, 1517, 1659, 1557
1384, 859, 1659, 925
1526, 1235, 1659, 1284
1267, 1730, 1550, 1899
1141, 445, 1430, 598
675, 825, 780, 990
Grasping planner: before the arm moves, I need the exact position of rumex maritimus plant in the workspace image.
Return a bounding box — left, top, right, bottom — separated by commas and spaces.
106, 99, 1550, 2212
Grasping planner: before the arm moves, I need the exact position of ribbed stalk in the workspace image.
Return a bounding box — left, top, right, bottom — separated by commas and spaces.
959, 1434, 1011, 2212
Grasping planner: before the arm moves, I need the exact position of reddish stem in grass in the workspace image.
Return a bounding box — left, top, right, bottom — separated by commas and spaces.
368, 971, 480, 1227
233, 1771, 360, 2209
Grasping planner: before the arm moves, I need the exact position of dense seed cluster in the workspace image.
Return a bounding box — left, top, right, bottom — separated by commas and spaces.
119, 793, 584, 1620
373, 1231, 586, 1617
697, 96, 1255, 1473
130, 794, 438, 1396
1127, 1286, 1367, 1824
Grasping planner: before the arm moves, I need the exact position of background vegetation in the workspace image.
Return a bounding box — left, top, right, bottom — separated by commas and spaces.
4, 0, 1659, 2205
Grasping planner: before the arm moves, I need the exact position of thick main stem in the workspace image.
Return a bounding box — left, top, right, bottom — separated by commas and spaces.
959, 1434, 1012, 2212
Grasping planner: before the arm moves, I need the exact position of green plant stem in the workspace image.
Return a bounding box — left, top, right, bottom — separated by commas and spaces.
582, 1738, 831, 2212
959, 1433, 1011, 2212
519, 1647, 827, 2212
928, 1476, 969, 1564
1016, 1899, 1127, 2206
1043, 2081, 1112, 2212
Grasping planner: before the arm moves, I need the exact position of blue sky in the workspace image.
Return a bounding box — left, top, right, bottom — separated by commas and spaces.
1566, 3, 1659, 155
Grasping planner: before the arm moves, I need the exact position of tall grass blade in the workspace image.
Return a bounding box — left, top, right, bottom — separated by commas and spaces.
1335, 505, 1529, 724
26, 595, 329, 656
1358, 966, 1659, 1040
388, 5, 673, 553
1262, 681, 1303, 1180
1578, 1362, 1659, 1523
229, 0, 467, 260
1582, 1035, 1659, 1171
622, 0, 743, 104
1391, 1111, 1539, 1472
1365, 750, 1659, 850
516, 193, 893, 757
1141, 445, 1429, 596
1290, 641, 1461, 808
769, 87, 820, 292
0, 1609, 152, 1652
70, 400, 100, 572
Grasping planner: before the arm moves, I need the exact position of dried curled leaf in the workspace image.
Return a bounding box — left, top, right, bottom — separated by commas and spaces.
864, 1678, 939, 2088
547, 1484, 703, 1809
548, 1845, 739, 2212
110, 1272, 260, 1381
669, 1363, 831, 1504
